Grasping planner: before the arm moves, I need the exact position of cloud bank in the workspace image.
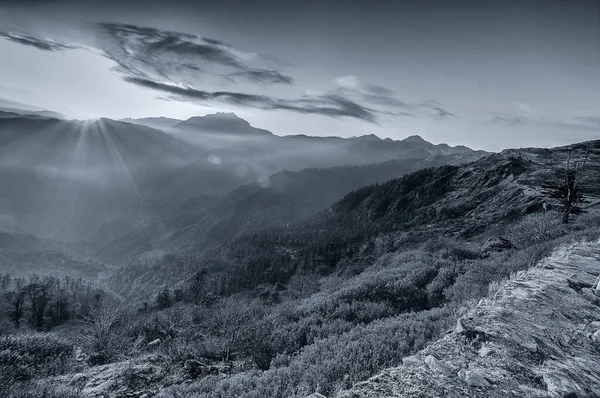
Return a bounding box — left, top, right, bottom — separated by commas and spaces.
0, 23, 456, 123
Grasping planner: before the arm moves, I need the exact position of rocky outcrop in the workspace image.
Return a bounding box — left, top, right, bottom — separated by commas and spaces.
50, 355, 168, 398
306, 393, 327, 398
480, 237, 517, 256
183, 359, 232, 379
341, 240, 600, 398
43, 354, 236, 397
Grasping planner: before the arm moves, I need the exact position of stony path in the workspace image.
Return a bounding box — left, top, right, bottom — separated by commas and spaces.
341, 240, 600, 398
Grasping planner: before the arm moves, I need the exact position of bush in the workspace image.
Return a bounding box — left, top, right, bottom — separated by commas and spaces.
0, 333, 75, 395
511, 211, 565, 247
7, 383, 83, 398
77, 298, 127, 365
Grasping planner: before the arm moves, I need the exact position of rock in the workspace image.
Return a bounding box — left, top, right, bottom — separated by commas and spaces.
458, 369, 491, 387
581, 289, 600, 306
520, 342, 538, 353
75, 348, 88, 362
481, 237, 516, 256
455, 317, 467, 333
543, 372, 586, 398
567, 278, 583, 292
478, 345, 494, 358
401, 355, 422, 367
339, 241, 600, 398
592, 330, 600, 344
424, 355, 453, 376
147, 339, 161, 348
184, 359, 207, 370
184, 359, 209, 379
306, 393, 327, 398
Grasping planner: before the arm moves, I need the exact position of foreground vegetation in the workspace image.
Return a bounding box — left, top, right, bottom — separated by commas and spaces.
2, 208, 599, 397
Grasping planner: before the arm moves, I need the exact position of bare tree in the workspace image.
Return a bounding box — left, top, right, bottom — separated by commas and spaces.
542, 147, 590, 223
79, 297, 125, 364
205, 299, 264, 362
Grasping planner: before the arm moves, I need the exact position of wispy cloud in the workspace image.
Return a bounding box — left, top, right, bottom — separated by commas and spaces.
0, 32, 78, 51
490, 114, 529, 125
419, 100, 459, 119
224, 69, 294, 85
95, 23, 293, 86
332, 75, 457, 119
125, 77, 378, 122
490, 113, 600, 131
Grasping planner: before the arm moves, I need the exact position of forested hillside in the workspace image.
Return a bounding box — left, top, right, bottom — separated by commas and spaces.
105, 142, 600, 299
2, 117, 599, 398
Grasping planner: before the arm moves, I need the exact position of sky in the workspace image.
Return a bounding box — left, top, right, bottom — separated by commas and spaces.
0, 0, 599, 151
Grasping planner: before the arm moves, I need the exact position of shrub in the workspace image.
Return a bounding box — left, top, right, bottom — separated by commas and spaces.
511, 211, 564, 247
7, 382, 83, 398
0, 333, 75, 395
77, 298, 127, 365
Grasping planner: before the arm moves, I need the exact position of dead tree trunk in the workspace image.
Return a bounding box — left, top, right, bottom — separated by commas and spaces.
543, 147, 589, 224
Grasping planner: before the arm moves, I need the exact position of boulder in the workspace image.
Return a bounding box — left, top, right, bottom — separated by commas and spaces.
424, 355, 453, 376
184, 359, 208, 379
402, 355, 422, 367
481, 237, 516, 256
592, 330, 600, 344
581, 289, 600, 306
458, 369, 491, 387
454, 317, 467, 333
184, 359, 207, 370
147, 339, 161, 348
478, 345, 494, 358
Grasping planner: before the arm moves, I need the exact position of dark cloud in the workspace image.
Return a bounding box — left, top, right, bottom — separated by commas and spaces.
420, 103, 458, 119
95, 22, 293, 85
100, 23, 241, 68
332, 76, 456, 119
225, 69, 293, 85
415, 100, 458, 119
95, 24, 385, 121
0, 32, 77, 51
124, 76, 377, 122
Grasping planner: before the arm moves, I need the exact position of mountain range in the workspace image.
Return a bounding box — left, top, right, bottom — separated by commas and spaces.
2, 103, 600, 398
0, 110, 487, 261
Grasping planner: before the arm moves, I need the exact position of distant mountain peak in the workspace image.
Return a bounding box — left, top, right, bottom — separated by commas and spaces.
364, 133, 381, 140
0, 106, 64, 120
401, 134, 429, 144
119, 116, 183, 130
174, 112, 272, 137
186, 112, 242, 122
181, 112, 248, 125
209, 112, 238, 118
